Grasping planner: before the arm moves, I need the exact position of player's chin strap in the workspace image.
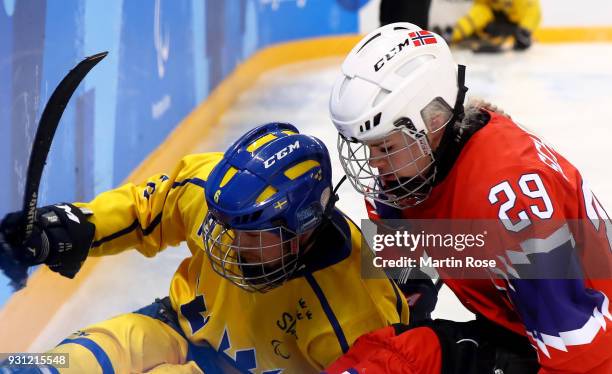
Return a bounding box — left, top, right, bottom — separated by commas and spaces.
297, 175, 349, 261
438, 64, 469, 142
325, 175, 347, 218
452, 64, 468, 124
431, 64, 470, 185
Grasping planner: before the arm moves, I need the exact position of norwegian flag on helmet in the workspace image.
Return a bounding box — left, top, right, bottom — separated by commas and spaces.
409, 30, 438, 47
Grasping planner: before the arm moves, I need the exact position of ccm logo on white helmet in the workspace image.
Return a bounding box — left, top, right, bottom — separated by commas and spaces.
374, 38, 410, 72
264, 141, 300, 169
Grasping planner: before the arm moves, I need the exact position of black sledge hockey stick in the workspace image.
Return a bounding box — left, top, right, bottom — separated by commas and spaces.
0, 51, 108, 291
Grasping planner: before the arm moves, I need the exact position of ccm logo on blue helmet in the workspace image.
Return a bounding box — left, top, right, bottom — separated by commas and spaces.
374, 38, 410, 72
264, 141, 300, 169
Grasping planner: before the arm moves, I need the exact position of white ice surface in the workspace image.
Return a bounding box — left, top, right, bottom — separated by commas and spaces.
29, 43, 612, 350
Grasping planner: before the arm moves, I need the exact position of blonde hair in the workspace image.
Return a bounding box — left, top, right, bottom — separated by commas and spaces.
465, 98, 510, 119
421, 97, 510, 144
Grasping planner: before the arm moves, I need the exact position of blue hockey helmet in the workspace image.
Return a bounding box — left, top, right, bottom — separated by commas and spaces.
203, 122, 334, 292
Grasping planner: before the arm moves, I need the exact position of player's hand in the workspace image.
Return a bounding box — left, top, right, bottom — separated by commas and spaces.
0, 203, 95, 279
0, 230, 29, 289
395, 268, 439, 324
404, 279, 439, 324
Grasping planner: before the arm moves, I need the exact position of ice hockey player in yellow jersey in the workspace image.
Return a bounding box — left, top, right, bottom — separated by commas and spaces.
449, 0, 541, 51
0, 123, 408, 373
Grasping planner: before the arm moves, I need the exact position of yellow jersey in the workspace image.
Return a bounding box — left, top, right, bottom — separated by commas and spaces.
76, 153, 408, 373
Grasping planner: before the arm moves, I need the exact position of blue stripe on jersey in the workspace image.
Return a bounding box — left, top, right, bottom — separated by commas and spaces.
305, 272, 350, 354
91, 213, 162, 248
509, 278, 606, 336
511, 234, 584, 279
507, 238, 604, 335
172, 177, 206, 189
91, 177, 205, 248
132, 297, 184, 336
374, 200, 403, 219
347, 368, 360, 374
91, 219, 139, 248
389, 279, 403, 322
58, 338, 114, 374
186, 338, 247, 374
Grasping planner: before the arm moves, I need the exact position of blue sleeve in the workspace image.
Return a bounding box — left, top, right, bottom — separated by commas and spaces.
504, 224, 611, 357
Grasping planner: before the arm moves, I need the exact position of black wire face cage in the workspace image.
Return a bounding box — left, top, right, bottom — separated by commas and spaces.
202, 212, 301, 293
337, 126, 436, 209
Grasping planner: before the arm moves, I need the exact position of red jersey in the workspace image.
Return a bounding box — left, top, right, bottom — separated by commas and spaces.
367, 111, 612, 373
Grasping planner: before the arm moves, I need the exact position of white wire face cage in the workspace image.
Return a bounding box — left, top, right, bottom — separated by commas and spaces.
202, 212, 301, 293
337, 125, 437, 209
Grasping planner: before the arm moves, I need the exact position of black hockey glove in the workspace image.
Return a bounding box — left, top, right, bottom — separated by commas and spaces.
0, 203, 95, 279
513, 27, 532, 51
394, 268, 439, 324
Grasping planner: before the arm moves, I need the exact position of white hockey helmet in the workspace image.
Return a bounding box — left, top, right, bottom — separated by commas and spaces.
329, 22, 467, 208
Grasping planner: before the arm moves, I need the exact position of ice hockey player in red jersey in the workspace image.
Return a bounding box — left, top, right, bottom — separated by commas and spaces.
326, 22, 612, 373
